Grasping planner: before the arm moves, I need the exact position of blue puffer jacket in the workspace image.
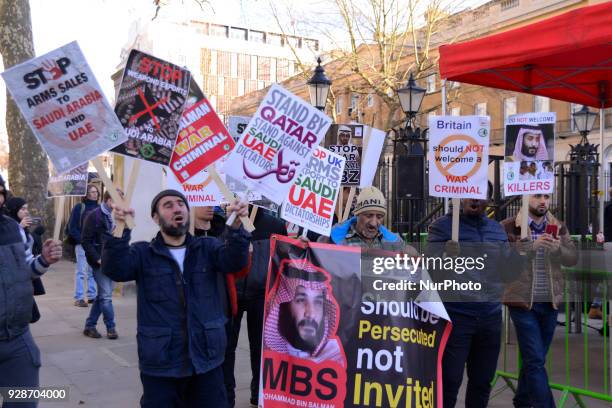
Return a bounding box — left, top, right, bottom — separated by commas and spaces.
102, 227, 250, 377
427, 213, 521, 317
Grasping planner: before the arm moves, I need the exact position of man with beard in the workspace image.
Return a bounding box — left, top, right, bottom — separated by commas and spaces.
502, 194, 577, 407
102, 189, 250, 407
511, 126, 550, 162
427, 191, 524, 408
264, 259, 345, 366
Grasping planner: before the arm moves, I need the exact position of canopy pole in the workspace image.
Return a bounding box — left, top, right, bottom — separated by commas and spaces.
599, 102, 605, 235
442, 79, 449, 215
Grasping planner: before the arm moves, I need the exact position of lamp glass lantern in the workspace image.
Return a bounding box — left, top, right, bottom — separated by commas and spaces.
307, 57, 332, 111
397, 72, 426, 119
572, 105, 598, 135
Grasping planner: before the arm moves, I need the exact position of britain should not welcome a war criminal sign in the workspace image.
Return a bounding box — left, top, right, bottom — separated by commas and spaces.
47, 163, 88, 198
503, 112, 556, 196
222, 84, 332, 204
281, 147, 345, 236
428, 116, 490, 199
1, 41, 127, 173
111, 49, 191, 165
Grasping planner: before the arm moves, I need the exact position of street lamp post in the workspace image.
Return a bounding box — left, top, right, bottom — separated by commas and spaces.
392, 72, 427, 240
307, 57, 332, 111
568, 105, 600, 237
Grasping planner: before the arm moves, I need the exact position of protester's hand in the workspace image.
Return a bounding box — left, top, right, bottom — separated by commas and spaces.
226, 198, 248, 229
41, 239, 62, 265
533, 234, 557, 251
20, 216, 32, 229
444, 240, 460, 257
113, 207, 135, 224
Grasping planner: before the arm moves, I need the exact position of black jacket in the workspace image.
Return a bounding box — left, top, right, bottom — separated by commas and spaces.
82, 206, 112, 269
235, 210, 287, 300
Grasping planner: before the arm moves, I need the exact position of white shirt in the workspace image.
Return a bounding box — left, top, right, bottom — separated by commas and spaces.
168, 247, 186, 274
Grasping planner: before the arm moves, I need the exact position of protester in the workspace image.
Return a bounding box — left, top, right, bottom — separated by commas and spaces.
427, 194, 523, 408
102, 190, 250, 407
0, 174, 7, 213
82, 189, 124, 340
0, 205, 62, 408
318, 186, 416, 254
263, 258, 345, 366
502, 194, 577, 407
224, 205, 287, 407
68, 184, 100, 307
193, 206, 226, 237
605, 186, 612, 243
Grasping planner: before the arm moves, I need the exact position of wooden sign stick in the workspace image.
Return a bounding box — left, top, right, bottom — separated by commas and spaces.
206, 165, 255, 232
52, 196, 66, 241
114, 159, 141, 237
520, 195, 529, 239
336, 187, 344, 221
91, 157, 135, 236
189, 207, 196, 235
451, 198, 460, 242
249, 205, 259, 225
342, 187, 357, 222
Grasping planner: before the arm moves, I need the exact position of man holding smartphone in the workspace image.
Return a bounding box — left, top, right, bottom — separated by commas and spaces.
502, 194, 577, 408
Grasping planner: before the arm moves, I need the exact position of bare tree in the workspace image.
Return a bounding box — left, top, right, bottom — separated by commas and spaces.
0, 0, 51, 224
268, 0, 464, 130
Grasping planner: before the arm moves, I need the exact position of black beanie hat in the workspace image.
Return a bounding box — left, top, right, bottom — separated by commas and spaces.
6, 197, 27, 222
150, 189, 189, 217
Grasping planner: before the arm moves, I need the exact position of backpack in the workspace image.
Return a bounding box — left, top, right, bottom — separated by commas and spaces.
63, 203, 85, 245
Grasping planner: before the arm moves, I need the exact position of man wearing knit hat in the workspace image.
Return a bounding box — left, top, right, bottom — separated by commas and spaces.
319, 186, 417, 255
101, 189, 251, 407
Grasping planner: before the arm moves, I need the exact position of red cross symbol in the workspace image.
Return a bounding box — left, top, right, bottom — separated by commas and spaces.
129, 88, 168, 130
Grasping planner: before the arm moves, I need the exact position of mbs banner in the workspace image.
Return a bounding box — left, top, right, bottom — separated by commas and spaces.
261, 236, 451, 408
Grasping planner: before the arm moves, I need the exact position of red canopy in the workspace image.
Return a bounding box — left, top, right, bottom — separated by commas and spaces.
439, 1, 612, 108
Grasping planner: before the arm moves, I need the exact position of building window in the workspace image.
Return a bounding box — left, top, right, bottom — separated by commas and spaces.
475, 102, 487, 116
451, 107, 460, 116
238, 79, 245, 96
276, 59, 289, 81
336, 98, 342, 115
249, 30, 265, 43
237, 54, 250, 78
270, 58, 277, 82
209, 50, 218, 76
367, 93, 374, 107
217, 77, 225, 96
267, 33, 283, 46
504, 97, 517, 120
230, 28, 247, 41
427, 75, 436, 93
217, 51, 231, 76
258, 57, 271, 81
230, 53, 238, 77
350, 94, 359, 111
285, 36, 301, 49
570, 103, 581, 131
304, 39, 319, 51
500, 0, 519, 11
534, 96, 550, 112
250, 55, 258, 80
210, 24, 228, 38
201, 49, 212, 74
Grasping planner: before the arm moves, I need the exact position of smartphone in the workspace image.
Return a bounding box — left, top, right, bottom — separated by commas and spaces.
545, 224, 558, 239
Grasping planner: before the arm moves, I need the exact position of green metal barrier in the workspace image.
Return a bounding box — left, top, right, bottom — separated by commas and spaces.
408, 232, 611, 406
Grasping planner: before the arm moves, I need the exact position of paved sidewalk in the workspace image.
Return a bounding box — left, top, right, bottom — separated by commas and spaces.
29, 261, 610, 407
32, 260, 253, 408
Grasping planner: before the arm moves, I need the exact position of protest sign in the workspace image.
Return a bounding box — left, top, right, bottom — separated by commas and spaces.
359, 127, 386, 189
503, 112, 556, 196
281, 147, 345, 236
428, 116, 490, 199
223, 84, 332, 204
1, 41, 127, 173
327, 124, 363, 186
261, 236, 451, 408
169, 97, 235, 183
227, 115, 252, 142
47, 163, 88, 197
166, 165, 225, 206
111, 49, 191, 166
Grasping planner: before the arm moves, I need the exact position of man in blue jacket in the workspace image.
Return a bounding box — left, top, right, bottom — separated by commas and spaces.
427, 196, 523, 408
103, 190, 250, 407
